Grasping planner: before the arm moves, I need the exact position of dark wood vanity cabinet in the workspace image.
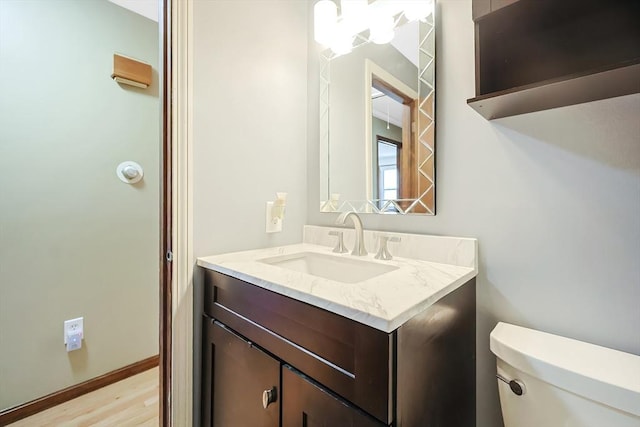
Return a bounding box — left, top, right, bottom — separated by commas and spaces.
202, 321, 383, 427
200, 268, 476, 427
202, 320, 280, 427
282, 366, 383, 427
468, 0, 640, 119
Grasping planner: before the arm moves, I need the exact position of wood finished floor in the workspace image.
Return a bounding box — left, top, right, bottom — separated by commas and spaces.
8, 367, 159, 427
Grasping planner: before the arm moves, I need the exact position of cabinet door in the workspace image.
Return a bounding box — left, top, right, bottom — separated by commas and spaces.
282, 366, 384, 427
202, 318, 280, 427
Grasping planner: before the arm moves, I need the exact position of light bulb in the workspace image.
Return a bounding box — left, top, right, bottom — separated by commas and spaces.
329, 21, 355, 56
330, 30, 354, 56
314, 0, 338, 46
369, 14, 395, 44
340, 0, 368, 33
403, 0, 432, 21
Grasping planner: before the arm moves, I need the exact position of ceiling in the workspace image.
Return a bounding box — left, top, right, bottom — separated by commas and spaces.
108, 0, 158, 22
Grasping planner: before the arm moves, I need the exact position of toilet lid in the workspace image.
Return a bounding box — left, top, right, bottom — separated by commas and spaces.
490, 322, 640, 417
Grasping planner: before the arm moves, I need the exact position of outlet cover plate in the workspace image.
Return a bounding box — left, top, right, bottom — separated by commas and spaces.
64, 317, 83, 344
265, 201, 282, 233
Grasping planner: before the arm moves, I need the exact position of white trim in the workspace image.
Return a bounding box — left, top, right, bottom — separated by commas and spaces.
171, 0, 194, 425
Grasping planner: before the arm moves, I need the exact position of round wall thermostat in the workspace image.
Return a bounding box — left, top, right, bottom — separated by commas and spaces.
116, 161, 144, 184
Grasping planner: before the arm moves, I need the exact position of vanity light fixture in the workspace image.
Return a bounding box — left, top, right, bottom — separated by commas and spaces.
314, 0, 337, 46
402, 0, 432, 22
314, 0, 433, 55
332, 23, 356, 55
369, 13, 395, 45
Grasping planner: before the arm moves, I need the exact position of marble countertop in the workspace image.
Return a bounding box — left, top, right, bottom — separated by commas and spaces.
197, 231, 478, 332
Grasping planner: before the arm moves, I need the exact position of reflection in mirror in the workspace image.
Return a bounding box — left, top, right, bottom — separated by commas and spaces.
319, 9, 435, 215
367, 60, 424, 213
376, 136, 401, 207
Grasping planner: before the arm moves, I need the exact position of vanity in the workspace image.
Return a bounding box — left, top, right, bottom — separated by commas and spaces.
197, 226, 478, 426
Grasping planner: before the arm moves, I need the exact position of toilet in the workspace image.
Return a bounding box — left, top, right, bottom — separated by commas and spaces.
490, 322, 640, 427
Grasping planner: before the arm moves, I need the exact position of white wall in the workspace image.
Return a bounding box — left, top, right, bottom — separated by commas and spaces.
308, 1, 640, 426
192, 0, 308, 258
0, 0, 159, 410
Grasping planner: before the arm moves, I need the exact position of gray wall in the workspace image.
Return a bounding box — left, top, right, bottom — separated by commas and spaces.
0, 0, 159, 410
308, 1, 640, 426
372, 118, 403, 147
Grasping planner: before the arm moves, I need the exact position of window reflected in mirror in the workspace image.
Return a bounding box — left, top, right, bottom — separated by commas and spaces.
376, 137, 400, 211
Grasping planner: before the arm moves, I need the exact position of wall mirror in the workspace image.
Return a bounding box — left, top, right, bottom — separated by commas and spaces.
319, 4, 435, 215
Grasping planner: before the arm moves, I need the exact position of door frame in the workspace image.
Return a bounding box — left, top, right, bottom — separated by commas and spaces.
160, 0, 172, 424
162, 0, 194, 425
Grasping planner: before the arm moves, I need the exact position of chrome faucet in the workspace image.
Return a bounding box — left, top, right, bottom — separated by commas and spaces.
335, 211, 367, 256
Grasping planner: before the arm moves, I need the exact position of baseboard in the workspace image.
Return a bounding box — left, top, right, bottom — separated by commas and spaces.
0, 355, 159, 426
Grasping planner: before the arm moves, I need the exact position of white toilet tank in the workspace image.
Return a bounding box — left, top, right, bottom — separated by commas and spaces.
490, 322, 640, 427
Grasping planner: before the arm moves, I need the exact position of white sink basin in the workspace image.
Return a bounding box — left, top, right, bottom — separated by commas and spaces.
259, 251, 398, 284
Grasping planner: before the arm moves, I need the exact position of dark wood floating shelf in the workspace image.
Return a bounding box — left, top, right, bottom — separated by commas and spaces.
468, 0, 640, 120
467, 60, 640, 120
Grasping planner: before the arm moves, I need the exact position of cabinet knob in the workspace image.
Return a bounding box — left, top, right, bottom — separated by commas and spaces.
262, 387, 277, 409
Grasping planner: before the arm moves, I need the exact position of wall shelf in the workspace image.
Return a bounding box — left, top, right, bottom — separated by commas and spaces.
468, 60, 640, 120
467, 0, 640, 120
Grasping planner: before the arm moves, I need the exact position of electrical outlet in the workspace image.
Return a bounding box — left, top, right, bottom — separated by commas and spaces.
64, 317, 83, 345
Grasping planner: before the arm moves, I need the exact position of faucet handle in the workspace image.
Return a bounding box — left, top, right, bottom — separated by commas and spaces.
375, 235, 401, 260
328, 230, 348, 253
